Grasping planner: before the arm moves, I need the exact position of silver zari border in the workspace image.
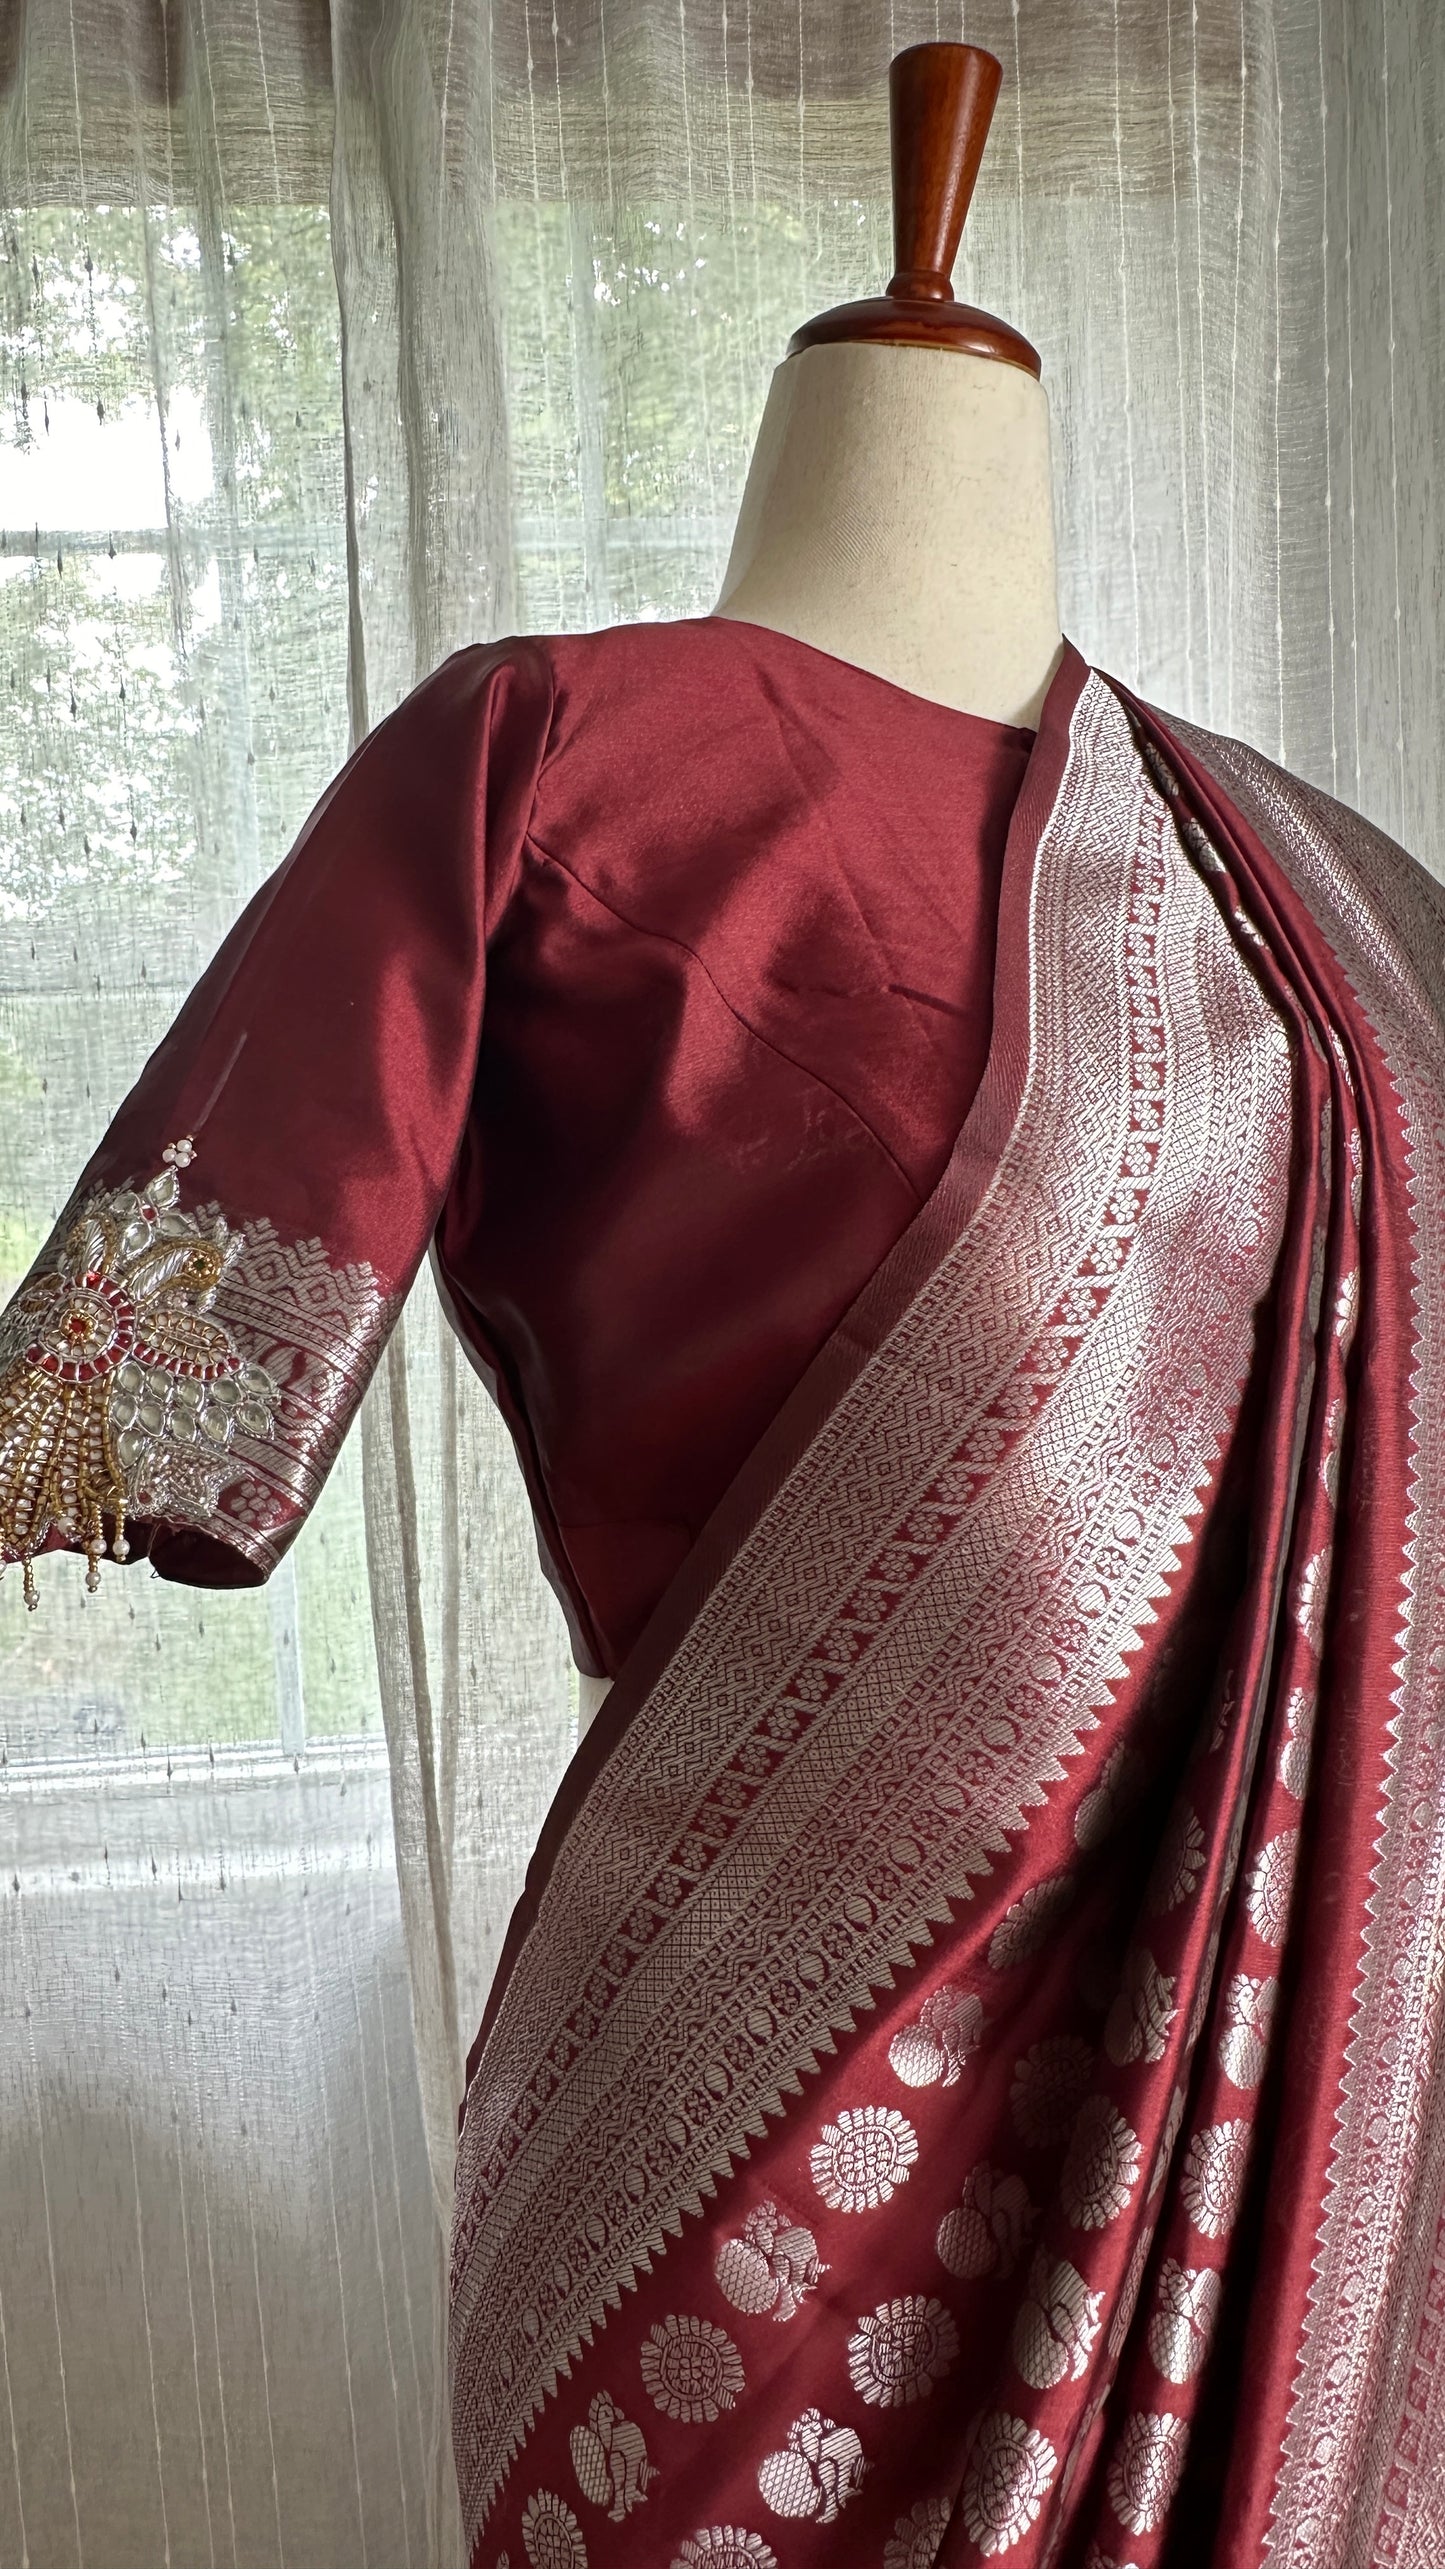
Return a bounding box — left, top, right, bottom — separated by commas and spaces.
449, 677, 1293, 2541
1167, 716, 1445, 2569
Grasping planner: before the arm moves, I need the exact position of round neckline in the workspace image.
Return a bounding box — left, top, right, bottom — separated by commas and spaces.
696, 610, 1043, 744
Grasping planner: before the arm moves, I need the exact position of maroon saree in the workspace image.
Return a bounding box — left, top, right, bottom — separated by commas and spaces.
5, 634, 1445, 2569
447, 660, 1445, 2569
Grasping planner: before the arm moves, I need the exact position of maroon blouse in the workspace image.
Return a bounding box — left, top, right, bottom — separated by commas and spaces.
437, 618, 1030, 1671
71, 616, 1032, 1672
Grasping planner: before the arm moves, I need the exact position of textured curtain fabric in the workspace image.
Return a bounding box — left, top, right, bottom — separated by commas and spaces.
1, 4, 1441, 2566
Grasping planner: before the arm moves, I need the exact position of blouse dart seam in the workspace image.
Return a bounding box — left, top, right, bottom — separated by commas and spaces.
518, 826, 924, 1204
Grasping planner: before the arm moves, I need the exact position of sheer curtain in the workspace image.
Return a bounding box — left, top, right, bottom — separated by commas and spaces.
1, 4, 1440, 2565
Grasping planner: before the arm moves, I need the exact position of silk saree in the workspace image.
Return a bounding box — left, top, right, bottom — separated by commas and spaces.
448, 657, 1445, 2569
4, 639, 1445, 2568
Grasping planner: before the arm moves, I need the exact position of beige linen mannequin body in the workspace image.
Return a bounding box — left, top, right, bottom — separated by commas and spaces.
575, 336, 1063, 1736
713, 339, 1064, 725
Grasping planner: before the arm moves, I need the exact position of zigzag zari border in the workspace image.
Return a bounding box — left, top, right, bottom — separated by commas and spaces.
1169, 723, 1445, 2569
448, 675, 1295, 2539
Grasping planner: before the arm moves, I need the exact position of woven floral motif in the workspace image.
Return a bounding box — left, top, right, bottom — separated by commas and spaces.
1010, 2036, 1096, 2148
809, 2105, 917, 2211
1217, 1975, 1278, 2090
1106, 2412, 1190, 2535
638, 2317, 744, 2424
1179, 2122, 1251, 2241
1147, 2084, 1188, 2203
847, 2296, 959, 2407
1060, 2097, 1143, 2229
520, 2489, 588, 2569
888, 1985, 986, 2088
936, 2164, 1036, 2281
1245, 1832, 1299, 1947
1074, 1745, 1143, 1851
1276, 1686, 1317, 1799
883, 2494, 951, 2569
713, 2202, 826, 2322
987, 1873, 1076, 1970
1011, 2249, 1104, 2388
959, 2413, 1059, 2556
668, 2532, 777, 2569
756, 2410, 866, 2525
1147, 1801, 1206, 1914
1148, 2260, 1223, 2384
567, 2393, 655, 2522
1103, 1948, 1178, 2067
1293, 1549, 1331, 1652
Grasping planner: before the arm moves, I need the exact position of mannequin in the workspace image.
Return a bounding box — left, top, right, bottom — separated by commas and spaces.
578, 44, 1056, 1740
714, 41, 1065, 729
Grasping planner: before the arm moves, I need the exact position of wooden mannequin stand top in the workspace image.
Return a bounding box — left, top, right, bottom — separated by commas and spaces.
789, 42, 1041, 375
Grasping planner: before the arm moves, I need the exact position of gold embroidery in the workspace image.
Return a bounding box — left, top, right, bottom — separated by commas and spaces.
0, 1141, 281, 1606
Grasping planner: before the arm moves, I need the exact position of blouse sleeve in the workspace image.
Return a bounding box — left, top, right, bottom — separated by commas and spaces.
0, 637, 552, 1605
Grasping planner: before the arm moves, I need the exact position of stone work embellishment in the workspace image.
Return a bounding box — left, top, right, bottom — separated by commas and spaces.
0, 1141, 280, 1604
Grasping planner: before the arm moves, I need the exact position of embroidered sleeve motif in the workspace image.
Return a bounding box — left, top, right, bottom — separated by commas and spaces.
0, 1138, 393, 1608
0, 1139, 276, 1604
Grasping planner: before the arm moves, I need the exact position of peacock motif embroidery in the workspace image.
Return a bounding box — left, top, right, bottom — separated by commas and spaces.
0, 1141, 281, 1604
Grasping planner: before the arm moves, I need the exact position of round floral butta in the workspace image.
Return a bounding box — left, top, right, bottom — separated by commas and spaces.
810, 2104, 918, 2212
848, 2295, 959, 2407
959, 2412, 1059, 2556
1179, 2121, 1250, 2241
1009, 2035, 1095, 2149
1106, 2410, 1189, 2535
640, 2315, 746, 2423
883, 2495, 951, 2569
1060, 2096, 1142, 2229
521, 2490, 588, 2569
1245, 1831, 1299, 1947
669, 2532, 778, 2569
987, 1873, 1076, 1971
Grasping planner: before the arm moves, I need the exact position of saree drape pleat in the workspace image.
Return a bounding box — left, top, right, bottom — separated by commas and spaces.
450, 655, 1445, 2569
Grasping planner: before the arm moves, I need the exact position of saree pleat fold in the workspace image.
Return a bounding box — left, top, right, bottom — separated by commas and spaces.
449, 653, 1445, 2569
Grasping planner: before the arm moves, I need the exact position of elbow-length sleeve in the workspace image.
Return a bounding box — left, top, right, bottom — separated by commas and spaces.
0, 638, 552, 1606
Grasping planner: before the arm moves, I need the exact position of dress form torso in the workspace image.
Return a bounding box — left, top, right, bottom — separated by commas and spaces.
578, 340, 1064, 1731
